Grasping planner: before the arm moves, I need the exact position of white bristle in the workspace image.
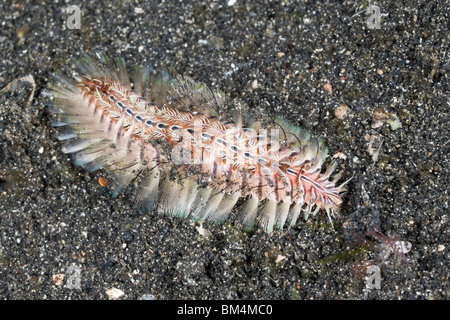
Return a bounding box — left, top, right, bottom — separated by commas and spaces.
237, 196, 260, 230
275, 201, 291, 229
257, 200, 277, 233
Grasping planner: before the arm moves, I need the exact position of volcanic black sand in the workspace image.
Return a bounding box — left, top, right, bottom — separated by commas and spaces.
0, 1, 448, 299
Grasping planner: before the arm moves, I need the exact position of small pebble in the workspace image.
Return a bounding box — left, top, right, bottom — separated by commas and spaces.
106, 288, 124, 300
335, 104, 349, 119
